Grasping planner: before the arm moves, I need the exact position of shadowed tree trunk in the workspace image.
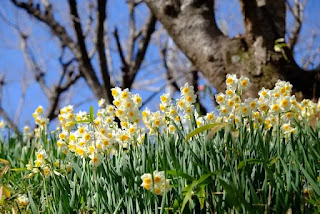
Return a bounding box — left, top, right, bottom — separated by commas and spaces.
143, 0, 320, 100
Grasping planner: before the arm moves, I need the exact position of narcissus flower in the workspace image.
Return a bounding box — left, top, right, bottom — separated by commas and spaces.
17, 194, 29, 206
141, 171, 171, 195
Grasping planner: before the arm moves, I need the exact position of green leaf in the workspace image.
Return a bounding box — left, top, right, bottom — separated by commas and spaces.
181, 173, 212, 212
275, 38, 285, 43
269, 157, 279, 166
72, 162, 82, 178
90, 106, 94, 121
28, 192, 38, 214
185, 123, 229, 142
218, 179, 251, 210
10, 168, 27, 171
69, 120, 91, 125
167, 170, 195, 181
300, 165, 320, 196
206, 123, 230, 140
113, 197, 124, 214
197, 186, 206, 210
172, 199, 180, 212
237, 159, 264, 170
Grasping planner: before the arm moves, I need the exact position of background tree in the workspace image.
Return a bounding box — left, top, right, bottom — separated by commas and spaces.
144, 0, 320, 99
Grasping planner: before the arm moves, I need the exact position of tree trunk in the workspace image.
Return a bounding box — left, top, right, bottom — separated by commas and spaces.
143, 0, 319, 100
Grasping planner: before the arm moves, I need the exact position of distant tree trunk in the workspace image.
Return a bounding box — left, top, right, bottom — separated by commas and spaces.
143, 0, 319, 100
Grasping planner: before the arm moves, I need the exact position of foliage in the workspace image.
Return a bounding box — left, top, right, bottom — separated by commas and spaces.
1, 74, 320, 213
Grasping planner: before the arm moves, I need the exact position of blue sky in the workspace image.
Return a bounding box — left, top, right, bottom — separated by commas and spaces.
0, 0, 319, 129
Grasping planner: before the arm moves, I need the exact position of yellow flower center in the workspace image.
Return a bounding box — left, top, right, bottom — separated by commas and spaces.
207, 114, 214, 120
114, 100, 120, 107
183, 87, 190, 94
111, 89, 118, 96
217, 96, 224, 103
103, 140, 109, 146
241, 80, 248, 87
84, 133, 91, 141
122, 92, 129, 99
37, 153, 43, 160
186, 96, 193, 102
155, 120, 161, 126
250, 102, 256, 108
69, 135, 75, 141
154, 176, 161, 183
154, 188, 161, 195
129, 127, 135, 133
76, 148, 85, 156
228, 100, 234, 107
59, 133, 65, 139
143, 177, 151, 184
226, 78, 233, 84
272, 104, 280, 111
281, 99, 289, 107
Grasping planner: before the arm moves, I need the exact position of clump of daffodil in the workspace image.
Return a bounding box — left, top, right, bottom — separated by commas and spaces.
55, 87, 146, 167
141, 171, 171, 195
111, 87, 141, 124
35, 74, 320, 171
17, 194, 30, 207
25, 148, 52, 177
23, 125, 32, 141
58, 105, 76, 131
214, 74, 320, 135
0, 120, 5, 130
143, 82, 205, 135
33, 106, 49, 129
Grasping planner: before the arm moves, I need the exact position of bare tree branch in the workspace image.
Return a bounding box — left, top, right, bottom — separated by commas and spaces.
14, 78, 29, 125
141, 68, 195, 108
0, 75, 19, 132
160, 45, 179, 92
96, 0, 113, 102
104, 21, 114, 82
123, 13, 157, 89
126, 0, 136, 63
113, 28, 128, 68
68, 0, 107, 101
84, 2, 95, 37
20, 34, 51, 97
286, 0, 305, 49
132, 14, 157, 72
11, 0, 108, 101
303, 46, 320, 69
10, 0, 77, 51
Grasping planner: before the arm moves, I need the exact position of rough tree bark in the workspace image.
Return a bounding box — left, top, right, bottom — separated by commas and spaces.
143, 0, 320, 100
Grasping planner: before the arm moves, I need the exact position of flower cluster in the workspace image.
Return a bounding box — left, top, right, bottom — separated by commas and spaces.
20, 73, 320, 202
16, 194, 29, 207
32, 106, 49, 129
55, 88, 146, 166
58, 105, 76, 131
26, 148, 51, 177
142, 83, 215, 134
111, 87, 142, 124
213, 74, 320, 135
29, 74, 320, 171
141, 171, 171, 195
0, 120, 5, 130
23, 125, 32, 140
26, 147, 72, 178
